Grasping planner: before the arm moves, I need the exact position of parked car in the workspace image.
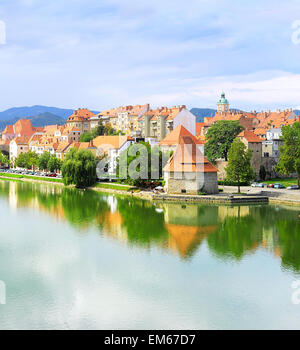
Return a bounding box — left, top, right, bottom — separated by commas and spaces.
257, 183, 266, 188
274, 183, 285, 189
267, 184, 274, 188
287, 185, 299, 190
251, 182, 266, 188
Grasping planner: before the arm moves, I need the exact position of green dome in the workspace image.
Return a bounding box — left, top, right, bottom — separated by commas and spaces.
217, 92, 229, 105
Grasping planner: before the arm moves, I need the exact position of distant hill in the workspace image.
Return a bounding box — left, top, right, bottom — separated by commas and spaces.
0, 112, 66, 131
0, 105, 100, 121
190, 108, 217, 122
29, 112, 66, 127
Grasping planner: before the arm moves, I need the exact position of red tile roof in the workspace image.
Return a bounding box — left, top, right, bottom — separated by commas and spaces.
164, 136, 218, 173
67, 108, 95, 122
196, 123, 205, 136
238, 130, 262, 143
14, 119, 36, 137
2, 125, 14, 134
159, 125, 204, 146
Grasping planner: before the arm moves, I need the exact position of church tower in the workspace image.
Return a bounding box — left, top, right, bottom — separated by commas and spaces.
217, 92, 229, 114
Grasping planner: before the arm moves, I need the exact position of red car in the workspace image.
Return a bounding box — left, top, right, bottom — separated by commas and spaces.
267, 184, 274, 188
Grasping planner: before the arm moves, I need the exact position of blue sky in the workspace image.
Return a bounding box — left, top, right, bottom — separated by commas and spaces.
0, 0, 300, 111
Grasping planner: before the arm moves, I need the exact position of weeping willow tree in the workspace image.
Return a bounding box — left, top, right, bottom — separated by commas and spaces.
61, 148, 97, 188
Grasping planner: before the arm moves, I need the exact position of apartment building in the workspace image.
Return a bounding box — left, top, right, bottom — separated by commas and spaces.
66, 108, 95, 133
138, 105, 196, 141
10, 136, 30, 162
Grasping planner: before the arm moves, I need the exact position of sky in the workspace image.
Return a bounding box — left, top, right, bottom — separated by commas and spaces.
0, 0, 300, 112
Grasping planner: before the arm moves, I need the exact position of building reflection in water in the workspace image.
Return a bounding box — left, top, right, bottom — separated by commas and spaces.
0, 180, 300, 272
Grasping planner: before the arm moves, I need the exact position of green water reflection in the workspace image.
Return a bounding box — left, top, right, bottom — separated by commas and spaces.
0, 180, 299, 274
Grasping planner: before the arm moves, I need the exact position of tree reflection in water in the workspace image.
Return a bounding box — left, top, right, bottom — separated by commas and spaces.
0, 180, 299, 273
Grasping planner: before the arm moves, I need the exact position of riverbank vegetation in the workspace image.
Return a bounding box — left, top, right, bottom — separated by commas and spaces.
276, 122, 300, 187
62, 148, 97, 188
95, 183, 138, 192
0, 153, 9, 166
262, 178, 298, 187
205, 120, 244, 162
117, 141, 168, 188
0, 172, 63, 183
38, 152, 62, 173
15, 150, 39, 169
225, 138, 255, 193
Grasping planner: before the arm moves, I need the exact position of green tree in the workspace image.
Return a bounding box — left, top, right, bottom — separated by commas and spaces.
259, 165, 266, 181
80, 132, 94, 142
15, 151, 39, 170
38, 152, 51, 171
276, 122, 300, 187
0, 153, 9, 166
80, 122, 123, 142
48, 155, 62, 173
61, 148, 97, 188
92, 122, 106, 137
117, 142, 169, 187
205, 120, 244, 162
225, 138, 255, 193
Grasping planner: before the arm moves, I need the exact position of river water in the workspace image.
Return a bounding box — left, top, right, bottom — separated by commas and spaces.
0, 180, 299, 329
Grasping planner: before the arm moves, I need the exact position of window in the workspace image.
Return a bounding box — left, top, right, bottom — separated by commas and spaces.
181, 189, 186, 194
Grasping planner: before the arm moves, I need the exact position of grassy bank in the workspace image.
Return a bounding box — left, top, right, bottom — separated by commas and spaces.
94, 182, 138, 192
262, 178, 298, 187
0, 172, 63, 183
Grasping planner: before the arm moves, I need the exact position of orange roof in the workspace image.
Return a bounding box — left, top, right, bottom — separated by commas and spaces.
14, 119, 36, 137
29, 134, 43, 143
164, 136, 218, 173
61, 126, 80, 135
0, 139, 10, 145
12, 136, 30, 145
71, 141, 96, 150
159, 125, 204, 146
56, 141, 73, 153
196, 123, 205, 136
118, 104, 150, 116
253, 128, 266, 135
138, 105, 186, 121
99, 104, 149, 119
35, 127, 45, 133
67, 108, 95, 122
205, 112, 258, 130
2, 125, 14, 134
93, 135, 130, 150
238, 130, 262, 143
255, 110, 295, 128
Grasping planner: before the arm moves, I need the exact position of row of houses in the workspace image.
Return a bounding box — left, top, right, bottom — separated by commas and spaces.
196, 92, 300, 178
0, 93, 299, 194
65, 105, 197, 142
0, 119, 135, 174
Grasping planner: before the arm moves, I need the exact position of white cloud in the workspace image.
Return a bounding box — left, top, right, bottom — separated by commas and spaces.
0, 0, 299, 110
139, 71, 300, 111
